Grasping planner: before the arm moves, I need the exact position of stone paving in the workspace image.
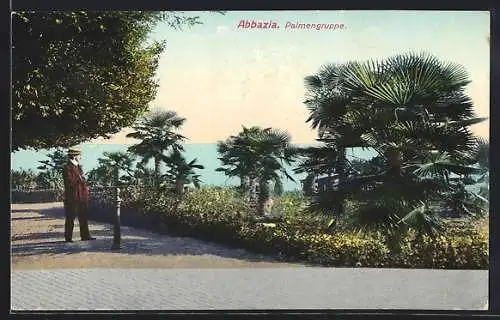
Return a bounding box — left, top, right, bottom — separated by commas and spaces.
10, 203, 489, 311
11, 268, 488, 310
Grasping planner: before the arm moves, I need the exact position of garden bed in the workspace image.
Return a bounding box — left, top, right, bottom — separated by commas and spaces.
88, 188, 169, 234
90, 187, 489, 270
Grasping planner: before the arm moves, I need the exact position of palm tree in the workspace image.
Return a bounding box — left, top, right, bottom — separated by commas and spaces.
301, 52, 487, 241
162, 149, 204, 195
302, 61, 385, 215
126, 110, 186, 178
354, 53, 486, 221
216, 126, 297, 216
474, 138, 489, 186
216, 128, 261, 201
36, 149, 67, 189
131, 162, 157, 186
87, 152, 135, 187
87, 166, 113, 187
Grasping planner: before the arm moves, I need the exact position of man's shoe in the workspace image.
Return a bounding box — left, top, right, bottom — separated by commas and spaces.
81, 237, 96, 241
65, 239, 73, 243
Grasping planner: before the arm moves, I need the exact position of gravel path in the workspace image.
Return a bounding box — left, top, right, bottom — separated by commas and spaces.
11, 202, 305, 269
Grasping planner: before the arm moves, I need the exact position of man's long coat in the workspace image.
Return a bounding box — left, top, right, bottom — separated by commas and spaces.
63, 162, 89, 203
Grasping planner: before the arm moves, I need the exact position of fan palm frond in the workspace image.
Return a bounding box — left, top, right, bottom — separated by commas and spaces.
399, 202, 444, 237
412, 152, 483, 178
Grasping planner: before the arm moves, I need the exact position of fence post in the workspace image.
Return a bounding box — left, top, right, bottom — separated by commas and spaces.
111, 186, 122, 250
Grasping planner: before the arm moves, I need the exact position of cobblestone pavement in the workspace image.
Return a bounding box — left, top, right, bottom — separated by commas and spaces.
11, 268, 488, 310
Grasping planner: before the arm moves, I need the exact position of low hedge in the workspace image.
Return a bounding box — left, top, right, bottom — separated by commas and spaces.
126, 187, 488, 269
11, 189, 64, 203
389, 230, 489, 269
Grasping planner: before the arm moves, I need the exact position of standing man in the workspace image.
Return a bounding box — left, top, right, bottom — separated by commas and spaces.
63, 148, 95, 242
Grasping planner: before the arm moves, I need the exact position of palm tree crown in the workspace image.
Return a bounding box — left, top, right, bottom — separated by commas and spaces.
126, 110, 187, 177
87, 151, 135, 186
300, 51, 487, 235
216, 126, 297, 215
162, 149, 204, 194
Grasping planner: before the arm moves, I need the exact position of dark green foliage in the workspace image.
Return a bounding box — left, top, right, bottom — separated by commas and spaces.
86, 151, 136, 186
11, 169, 38, 190
127, 110, 187, 177
11, 189, 65, 203
125, 187, 488, 269
298, 52, 488, 236
162, 149, 204, 193
12, 11, 206, 150
34, 149, 67, 189
36, 149, 67, 172
216, 126, 298, 215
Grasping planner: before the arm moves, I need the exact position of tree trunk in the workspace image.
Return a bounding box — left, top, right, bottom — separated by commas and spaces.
386, 228, 404, 254
175, 178, 184, 195
154, 157, 161, 177
302, 173, 315, 196
241, 175, 251, 201
385, 148, 403, 178
257, 179, 271, 216
247, 176, 258, 215
334, 147, 347, 215
115, 166, 120, 186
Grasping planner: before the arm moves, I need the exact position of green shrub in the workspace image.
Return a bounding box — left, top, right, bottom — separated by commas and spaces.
272, 192, 310, 217
127, 187, 488, 269
389, 229, 488, 269
11, 189, 64, 203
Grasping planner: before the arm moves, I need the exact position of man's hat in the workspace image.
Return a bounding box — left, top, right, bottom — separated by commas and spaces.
68, 148, 82, 156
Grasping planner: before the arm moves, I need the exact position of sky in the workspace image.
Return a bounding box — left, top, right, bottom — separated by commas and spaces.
89, 10, 490, 145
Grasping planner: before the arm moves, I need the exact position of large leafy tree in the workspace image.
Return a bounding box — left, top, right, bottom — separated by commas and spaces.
126, 110, 187, 177
12, 11, 212, 151
216, 126, 297, 216
299, 52, 487, 243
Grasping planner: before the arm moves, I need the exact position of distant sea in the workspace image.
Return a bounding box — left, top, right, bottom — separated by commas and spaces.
11, 143, 378, 191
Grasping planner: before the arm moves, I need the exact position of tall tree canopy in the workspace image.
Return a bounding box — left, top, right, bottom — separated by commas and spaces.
11, 11, 210, 151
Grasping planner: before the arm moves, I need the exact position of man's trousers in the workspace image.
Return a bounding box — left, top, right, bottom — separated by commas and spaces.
64, 200, 91, 241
